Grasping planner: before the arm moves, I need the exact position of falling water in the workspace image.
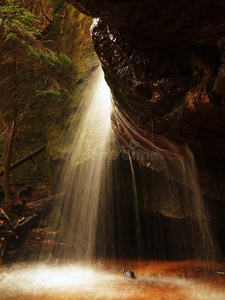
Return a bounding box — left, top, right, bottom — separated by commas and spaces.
180, 146, 216, 261
126, 139, 218, 263
154, 142, 217, 262
128, 154, 142, 257
49, 67, 114, 260
46, 66, 218, 262
113, 104, 218, 261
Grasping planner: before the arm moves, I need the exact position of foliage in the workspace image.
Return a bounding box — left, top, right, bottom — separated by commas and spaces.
0, 0, 70, 202
0, 0, 69, 100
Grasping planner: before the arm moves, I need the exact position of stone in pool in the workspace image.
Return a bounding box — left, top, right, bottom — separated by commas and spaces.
123, 268, 135, 279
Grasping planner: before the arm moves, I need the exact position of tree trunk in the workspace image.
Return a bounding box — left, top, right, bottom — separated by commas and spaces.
4, 57, 18, 203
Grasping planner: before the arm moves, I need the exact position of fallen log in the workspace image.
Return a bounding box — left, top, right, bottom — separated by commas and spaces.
25, 193, 64, 213
0, 144, 46, 177
0, 192, 64, 260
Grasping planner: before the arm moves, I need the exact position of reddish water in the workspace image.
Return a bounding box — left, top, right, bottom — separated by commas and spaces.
0, 260, 225, 300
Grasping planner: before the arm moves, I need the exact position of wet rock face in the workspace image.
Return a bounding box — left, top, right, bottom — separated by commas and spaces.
71, 0, 225, 157
69, 0, 225, 43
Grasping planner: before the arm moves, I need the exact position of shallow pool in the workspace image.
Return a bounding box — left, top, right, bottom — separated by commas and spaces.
0, 260, 225, 300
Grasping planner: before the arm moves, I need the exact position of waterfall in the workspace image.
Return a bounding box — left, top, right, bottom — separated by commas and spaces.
111, 100, 218, 261
44, 67, 218, 263
128, 154, 142, 257
48, 67, 114, 260
156, 142, 217, 262
126, 141, 218, 263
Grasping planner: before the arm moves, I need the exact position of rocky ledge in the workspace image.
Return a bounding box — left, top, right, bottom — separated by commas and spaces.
69, 0, 225, 159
